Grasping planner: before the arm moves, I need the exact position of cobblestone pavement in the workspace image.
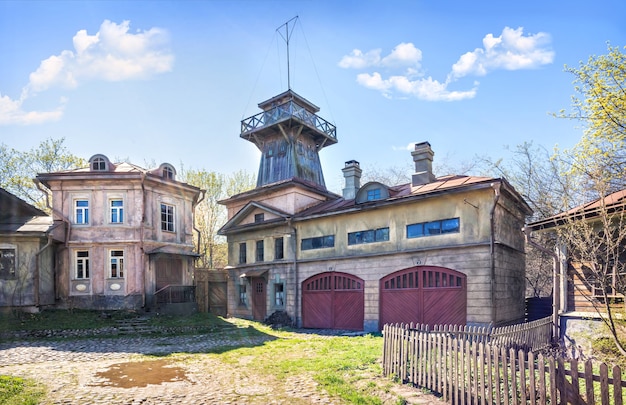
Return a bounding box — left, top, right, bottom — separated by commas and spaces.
0, 330, 444, 404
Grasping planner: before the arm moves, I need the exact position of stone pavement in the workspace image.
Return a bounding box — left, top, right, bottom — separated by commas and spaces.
0, 330, 445, 404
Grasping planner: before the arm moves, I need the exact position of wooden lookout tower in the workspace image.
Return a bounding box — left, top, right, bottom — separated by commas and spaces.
240, 89, 337, 189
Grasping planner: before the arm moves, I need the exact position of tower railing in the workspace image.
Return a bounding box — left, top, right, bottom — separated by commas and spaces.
241, 100, 337, 141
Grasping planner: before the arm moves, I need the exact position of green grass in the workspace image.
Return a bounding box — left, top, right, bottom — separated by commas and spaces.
0, 375, 45, 405
0, 309, 229, 333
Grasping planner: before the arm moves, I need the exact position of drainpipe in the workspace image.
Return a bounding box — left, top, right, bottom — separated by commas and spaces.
489, 183, 501, 325
192, 190, 206, 263
287, 218, 299, 327
140, 173, 147, 308
36, 179, 70, 303
33, 233, 54, 307
523, 226, 561, 342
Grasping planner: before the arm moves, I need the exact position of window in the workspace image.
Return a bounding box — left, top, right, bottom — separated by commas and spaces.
239, 284, 248, 306
160, 203, 175, 232
239, 243, 247, 264
75, 200, 89, 224
256, 240, 264, 262
301, 235, 335, 251
75, 251, 90, 279
163, 166, 174, 180
274, 237, 284, 260
367, 188, 381, 201
348, 227, 389, 245
110, 199, 124, 223
91, 157, 107, 171
407, 218, 460, 239
109, 250, 124, 278
274, 283, 284, 307
0, 247, 16, 279
254, 213, 264, 223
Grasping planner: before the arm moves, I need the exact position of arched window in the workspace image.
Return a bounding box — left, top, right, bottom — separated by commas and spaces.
159, 163, 176, 180
88, 154, 111, 171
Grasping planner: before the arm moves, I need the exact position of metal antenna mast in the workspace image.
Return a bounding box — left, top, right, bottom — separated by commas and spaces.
276, 16, 298, 90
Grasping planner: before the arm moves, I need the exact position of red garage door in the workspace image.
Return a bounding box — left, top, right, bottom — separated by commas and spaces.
302, 272, 364, 330
379, 266, 466, 330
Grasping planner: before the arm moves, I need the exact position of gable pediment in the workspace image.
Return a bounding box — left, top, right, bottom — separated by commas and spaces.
218, 201, 290, 235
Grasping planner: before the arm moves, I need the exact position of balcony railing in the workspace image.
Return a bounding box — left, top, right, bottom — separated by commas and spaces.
155, 285, 195, 304
241, 100, 337, 141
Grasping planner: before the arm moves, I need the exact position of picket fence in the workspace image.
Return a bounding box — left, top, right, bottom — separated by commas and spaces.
382, 320, 626, 405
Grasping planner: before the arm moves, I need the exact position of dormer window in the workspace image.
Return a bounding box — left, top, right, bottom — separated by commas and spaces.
356, 182, 389, 204
159, 163, 176, 180
367, 189, 381, 201
88, 154, 111, 172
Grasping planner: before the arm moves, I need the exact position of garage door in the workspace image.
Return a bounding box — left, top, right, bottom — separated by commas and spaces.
302, 272, 364, 330
379, 266, 466, 329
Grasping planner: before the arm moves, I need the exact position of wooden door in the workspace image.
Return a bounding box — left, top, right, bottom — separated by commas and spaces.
209, 282, 227, 316
251, 277, 266, 321
302, 272, 364, 330
155, 256, 182, 290
380, 266, 466, 329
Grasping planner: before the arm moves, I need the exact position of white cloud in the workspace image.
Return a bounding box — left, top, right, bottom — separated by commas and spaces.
340, 26, 553, 101
0, 93, 65, 126
451, 27, 554, 78
1, 20, 173, 126
357, 73, 477, 102
338, 42, 421, 69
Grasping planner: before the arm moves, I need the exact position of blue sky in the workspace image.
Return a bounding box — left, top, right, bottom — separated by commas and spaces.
1, 0, 625, 193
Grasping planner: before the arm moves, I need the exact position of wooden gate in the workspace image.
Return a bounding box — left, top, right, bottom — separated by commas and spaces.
380, 266, 466, 329
302, 272, 364, 330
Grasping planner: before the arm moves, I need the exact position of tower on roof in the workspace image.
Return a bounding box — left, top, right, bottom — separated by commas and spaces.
239, 17, 337, 190
240, 88, 337, 190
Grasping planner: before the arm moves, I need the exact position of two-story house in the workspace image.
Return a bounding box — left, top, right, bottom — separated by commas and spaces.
218, 90, 532, 331
36, 154, 202, 310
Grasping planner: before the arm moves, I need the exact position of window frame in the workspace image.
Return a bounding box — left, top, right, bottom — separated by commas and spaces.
74, 199, 90, 225
407, 217, 460, 239
274, 237, 284, 260
348, 227, 390, 245
239, 283, 248, 306
255, 240, 264, 262
75, 250, 90, 279
160, 203, 175, 232
109, 198, 124, 224
0, 246, 17, 279
238, 242, 247, 264
109, 249, 124, 278
274, 283, 284, 307
301, 235, 335, 251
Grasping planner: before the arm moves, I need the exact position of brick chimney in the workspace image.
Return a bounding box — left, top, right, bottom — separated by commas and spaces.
342, 160, 362, 199
411, 142, 436, 186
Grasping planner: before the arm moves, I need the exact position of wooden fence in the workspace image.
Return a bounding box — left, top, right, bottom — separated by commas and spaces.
383, 321, 626, 404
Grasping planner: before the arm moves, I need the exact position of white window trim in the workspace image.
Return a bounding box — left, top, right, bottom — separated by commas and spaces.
160, 202, 176, 233
108, 249, 125, 279
73, 198, 90, 225
74, 249, 90, 280
109, 197, 125, 224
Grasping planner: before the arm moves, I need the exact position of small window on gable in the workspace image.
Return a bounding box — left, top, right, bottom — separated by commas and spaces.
254, 213, 264, 223
367, 189, 381, 201
158, 163, 176, 180
88, 154, 110, 172
356, 182, 389, 204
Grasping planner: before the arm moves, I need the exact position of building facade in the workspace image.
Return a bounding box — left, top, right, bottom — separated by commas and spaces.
219, 90, 532, 331
0, 188, 60, 311
36, 155, 202, 310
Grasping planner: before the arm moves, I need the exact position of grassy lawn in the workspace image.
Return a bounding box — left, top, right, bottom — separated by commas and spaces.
0, 375, 45, 405
0, 310, 422, 404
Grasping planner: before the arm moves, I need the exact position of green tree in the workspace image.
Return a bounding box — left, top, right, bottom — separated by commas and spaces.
0, 138, 85, 211
182, 168, 255, 269
553, 44, 626, 355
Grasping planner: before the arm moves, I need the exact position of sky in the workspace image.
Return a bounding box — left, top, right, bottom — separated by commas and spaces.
1, 0, 625, 194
